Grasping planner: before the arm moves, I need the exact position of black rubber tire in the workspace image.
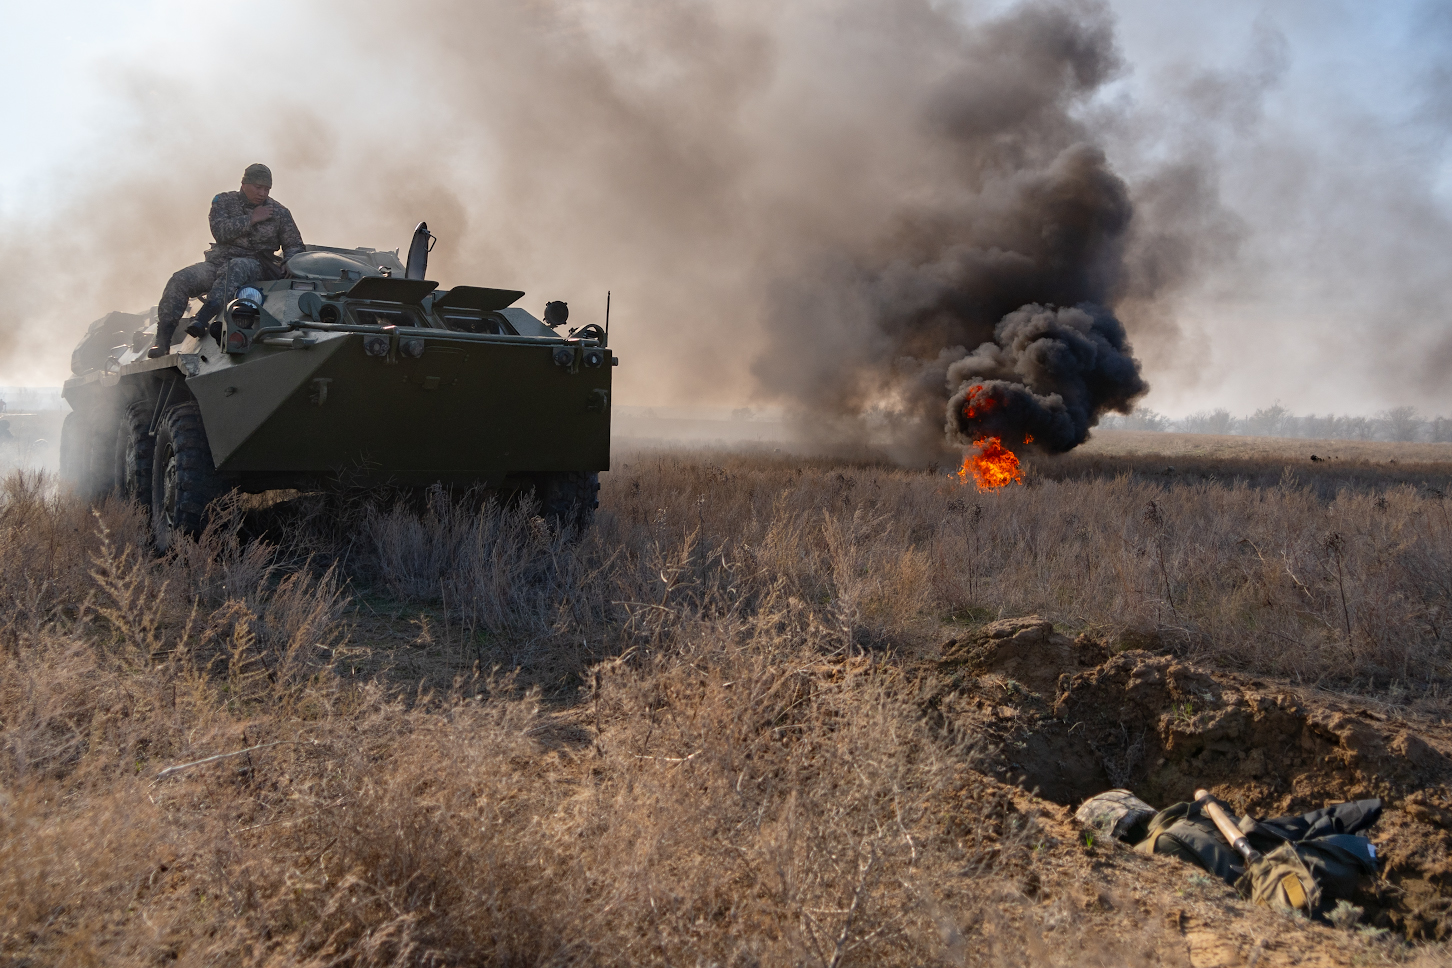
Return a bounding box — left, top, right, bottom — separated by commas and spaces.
534, 471, 600, 532
59, 411, 84, 487
151, 401, 223, 551
60, 408, 119, 500
115, 400, 155, 504
89, 414, 119, 497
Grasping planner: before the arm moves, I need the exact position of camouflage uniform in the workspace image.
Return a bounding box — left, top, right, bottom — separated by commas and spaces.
153, 191, 304, 349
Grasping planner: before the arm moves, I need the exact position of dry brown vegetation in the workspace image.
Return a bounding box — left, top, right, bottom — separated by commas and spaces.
1079, 429, 1452, 465
3, 441, 1452, 965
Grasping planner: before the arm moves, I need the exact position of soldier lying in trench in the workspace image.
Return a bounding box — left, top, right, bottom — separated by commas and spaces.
1077, 788, 1381, 920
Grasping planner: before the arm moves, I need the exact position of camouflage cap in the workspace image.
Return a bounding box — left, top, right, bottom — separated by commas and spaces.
241, 163, 273, 187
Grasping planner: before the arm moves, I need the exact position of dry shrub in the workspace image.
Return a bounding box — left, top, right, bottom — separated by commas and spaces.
918, 474, 1452, 689
0, 472, 148, 647
0, 472, 1065, 965
564, 454, 1452, 691
0, 483, 350, 787
40, 625, 1052, 967
0, 779, 180, 961
1, 451, 1449, 965
307, 452, 1452, 691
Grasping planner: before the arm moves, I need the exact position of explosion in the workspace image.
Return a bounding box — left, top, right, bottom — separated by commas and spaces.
961, 383, 994, 422
958, 437, 1023, 490
956, 384, 1026, 490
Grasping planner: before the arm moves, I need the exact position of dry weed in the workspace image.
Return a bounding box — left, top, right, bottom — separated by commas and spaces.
0, 450, 1447, 965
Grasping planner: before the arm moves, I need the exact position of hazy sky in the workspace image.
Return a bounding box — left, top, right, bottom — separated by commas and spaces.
1, 0, 1448, 418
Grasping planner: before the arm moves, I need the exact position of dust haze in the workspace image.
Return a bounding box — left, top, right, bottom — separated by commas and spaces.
1, 0, 1449, 456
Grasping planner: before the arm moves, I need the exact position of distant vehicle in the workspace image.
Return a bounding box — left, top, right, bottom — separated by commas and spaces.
62, 224, 613, 548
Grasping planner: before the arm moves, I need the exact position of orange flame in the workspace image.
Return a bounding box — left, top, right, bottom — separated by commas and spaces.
962, 384, 994, 420
958, 436, 1023, 490
958, 386, 1025, 488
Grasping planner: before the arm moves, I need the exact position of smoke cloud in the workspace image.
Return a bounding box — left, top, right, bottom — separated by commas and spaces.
749, 4, 1163, 459
7, 0, 1448, 450
946, 304, 1147, 453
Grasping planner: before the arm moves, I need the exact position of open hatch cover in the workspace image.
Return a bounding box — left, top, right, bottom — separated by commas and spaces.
432, 286, 525, 313
345, 277, 439, 304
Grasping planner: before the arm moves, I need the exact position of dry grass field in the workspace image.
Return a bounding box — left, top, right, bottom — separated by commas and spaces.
4, 433, 1452, 965
1079, 430, 1452, 465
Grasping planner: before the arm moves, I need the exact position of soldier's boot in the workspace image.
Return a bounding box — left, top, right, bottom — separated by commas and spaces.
184, 300, 221, 339
148, 319, 178, 358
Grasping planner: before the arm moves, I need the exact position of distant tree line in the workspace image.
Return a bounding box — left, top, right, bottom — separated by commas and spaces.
1100, 404, 1452, 442
0, 388, 66, 413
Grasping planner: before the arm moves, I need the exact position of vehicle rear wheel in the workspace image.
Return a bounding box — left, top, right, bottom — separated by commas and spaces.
151, 401, 223, 551
59, 411, 84, 487
115, 401, 154, 504
534, 470, 599, 532
60, 408, 119, 500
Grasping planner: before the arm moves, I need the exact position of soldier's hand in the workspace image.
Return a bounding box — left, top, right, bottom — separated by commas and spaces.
249, 203, 275, 225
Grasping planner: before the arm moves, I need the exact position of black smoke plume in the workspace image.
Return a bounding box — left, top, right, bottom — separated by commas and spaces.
751, 5, 1164, 461
946, 304, 1147, 453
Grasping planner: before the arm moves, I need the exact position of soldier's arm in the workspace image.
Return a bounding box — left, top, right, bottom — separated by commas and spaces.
278, 206, 305, 261
209, 194, 252, 243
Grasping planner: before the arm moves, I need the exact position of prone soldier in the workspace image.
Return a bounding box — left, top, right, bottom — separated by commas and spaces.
150, 163, 305, 356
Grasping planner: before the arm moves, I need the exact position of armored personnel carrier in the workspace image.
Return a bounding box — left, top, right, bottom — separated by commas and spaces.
62, 225, 613, 548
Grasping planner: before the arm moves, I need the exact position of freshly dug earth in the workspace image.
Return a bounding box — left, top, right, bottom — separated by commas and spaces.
934, 617, 1452, 947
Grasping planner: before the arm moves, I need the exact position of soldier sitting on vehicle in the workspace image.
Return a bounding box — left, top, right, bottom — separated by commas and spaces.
149, 163, 305, 357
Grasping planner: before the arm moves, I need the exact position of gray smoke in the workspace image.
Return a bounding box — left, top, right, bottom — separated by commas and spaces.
751, 2, 1161, 460
6, 0, 1451, 433
2, 0, 1230, 448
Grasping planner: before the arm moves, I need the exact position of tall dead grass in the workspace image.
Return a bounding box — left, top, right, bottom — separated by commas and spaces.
334, 453, 1452, 694
0, 477, 1056, 965
1, 450, 1448, 964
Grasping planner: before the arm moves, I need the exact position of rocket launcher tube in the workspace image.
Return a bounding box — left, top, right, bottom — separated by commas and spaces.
1194, 789, 1262, 866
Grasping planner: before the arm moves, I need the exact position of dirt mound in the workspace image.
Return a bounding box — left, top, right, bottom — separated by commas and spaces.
939, 616, 1107, 697
1056, 653, 1451, 809
933, 617, 1112, 802
935, 616, 1452, 940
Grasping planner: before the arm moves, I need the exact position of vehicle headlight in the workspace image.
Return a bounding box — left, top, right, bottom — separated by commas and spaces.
226, 331, 250, 354
552, 347, 574, 367
225, 295, 261, 329
236, 287, 263, 309
364, 336, 390, 357
583, 348, 604, 367
400, 338, 425, 359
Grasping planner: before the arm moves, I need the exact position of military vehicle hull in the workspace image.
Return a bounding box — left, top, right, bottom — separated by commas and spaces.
191, 331, 610, 485
62, 240, 613, 546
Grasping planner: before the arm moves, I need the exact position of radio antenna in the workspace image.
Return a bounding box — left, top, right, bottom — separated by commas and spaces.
605, 290, 611, 346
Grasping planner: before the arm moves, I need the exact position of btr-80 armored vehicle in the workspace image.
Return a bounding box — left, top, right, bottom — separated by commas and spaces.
62, 225, 613, 548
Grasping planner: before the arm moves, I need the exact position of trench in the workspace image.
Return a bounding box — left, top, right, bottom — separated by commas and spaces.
935, 616, 1452, 940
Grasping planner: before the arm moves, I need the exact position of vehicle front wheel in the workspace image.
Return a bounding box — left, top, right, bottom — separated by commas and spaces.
533, 470, 600, 532
151, 401, 223, 551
